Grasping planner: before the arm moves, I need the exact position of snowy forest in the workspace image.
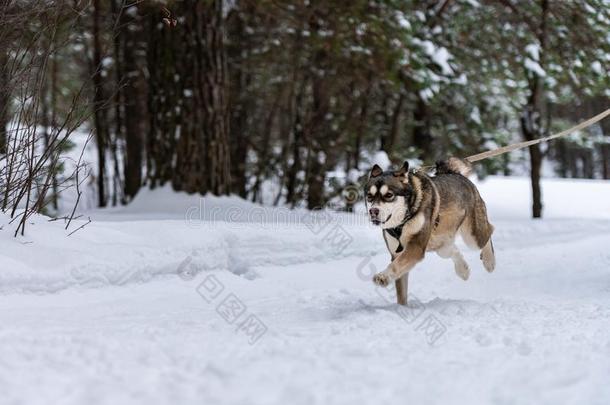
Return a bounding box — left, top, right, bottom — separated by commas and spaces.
1, 0, 609, 231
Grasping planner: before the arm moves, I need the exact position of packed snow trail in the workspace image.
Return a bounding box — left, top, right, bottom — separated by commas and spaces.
1, 177, 610, 405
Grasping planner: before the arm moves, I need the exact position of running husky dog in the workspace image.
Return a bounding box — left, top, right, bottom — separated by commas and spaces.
365, 158, 495, 291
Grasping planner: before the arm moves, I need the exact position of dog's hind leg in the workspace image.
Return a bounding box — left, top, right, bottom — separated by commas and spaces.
437, 243, 470, 281
480, 238, 495, 272
460, 194, 496, 273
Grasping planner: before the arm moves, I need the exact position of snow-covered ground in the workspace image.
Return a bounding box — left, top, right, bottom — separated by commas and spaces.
1, 176, 610, 405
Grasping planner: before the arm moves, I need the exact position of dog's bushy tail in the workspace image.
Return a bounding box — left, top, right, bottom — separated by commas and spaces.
435, 157, 473, 177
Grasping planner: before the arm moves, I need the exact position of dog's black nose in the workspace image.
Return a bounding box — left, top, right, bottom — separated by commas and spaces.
369, 208, 379, 217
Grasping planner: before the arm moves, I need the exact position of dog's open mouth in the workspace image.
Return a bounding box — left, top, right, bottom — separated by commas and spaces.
371, 214, 391, 226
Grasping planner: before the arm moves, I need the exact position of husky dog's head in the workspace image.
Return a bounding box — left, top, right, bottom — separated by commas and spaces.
365, 161, 411, 228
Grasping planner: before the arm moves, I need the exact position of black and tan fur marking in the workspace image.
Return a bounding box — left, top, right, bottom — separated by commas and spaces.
365, 159, 495, 289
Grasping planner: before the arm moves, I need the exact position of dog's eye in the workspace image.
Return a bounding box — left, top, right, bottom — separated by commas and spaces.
384, 192, 395, 201
366, 193, 374, 202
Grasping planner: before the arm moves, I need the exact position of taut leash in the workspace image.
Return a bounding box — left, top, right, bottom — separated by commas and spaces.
464, 108, 610, 163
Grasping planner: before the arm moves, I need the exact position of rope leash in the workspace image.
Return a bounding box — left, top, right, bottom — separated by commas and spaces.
417, 108, 610, 172
464, 108, 610, 163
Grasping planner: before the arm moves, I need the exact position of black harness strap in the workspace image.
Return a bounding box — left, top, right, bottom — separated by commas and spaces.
385, 225, 404, 253
384, 210, 413, 254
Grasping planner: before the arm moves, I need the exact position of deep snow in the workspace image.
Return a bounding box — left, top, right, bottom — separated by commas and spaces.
1, 176, 610, 405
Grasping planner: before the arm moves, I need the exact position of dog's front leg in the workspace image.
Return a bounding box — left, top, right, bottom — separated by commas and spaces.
372, 244, 425, 287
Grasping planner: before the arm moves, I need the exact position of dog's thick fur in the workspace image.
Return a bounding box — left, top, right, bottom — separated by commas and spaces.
365, 158, 495, 287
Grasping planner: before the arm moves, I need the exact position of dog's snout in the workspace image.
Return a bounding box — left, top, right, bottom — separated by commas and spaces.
369, 208, 379, 217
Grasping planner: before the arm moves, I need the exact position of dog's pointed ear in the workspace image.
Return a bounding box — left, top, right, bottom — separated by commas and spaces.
393, 161, 409, 177
369, 164, 383, 178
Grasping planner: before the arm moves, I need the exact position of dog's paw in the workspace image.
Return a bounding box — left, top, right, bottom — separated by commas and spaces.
373, 272, 392, 287
480, 250, 496, 273
455, 262, 470, 281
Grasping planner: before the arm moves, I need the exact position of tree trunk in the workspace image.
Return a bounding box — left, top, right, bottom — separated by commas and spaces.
92, 0, 108, 207
0, 45, 9, 155
520, 0, 549, 219
40, 55, 56, 211
583, 150, 594, 179
49, 46, 59, 209
524, 126, 543, 218
121, 3, 145, 202
173, 0, 231, 195
520, 105, 544, 219
250, 93, 281, 202
383, 92, 404, 160
602, 145, 609, 180
109, 0, 124, 205
284, 27, 306, 208
146, 8, 177, 188
285, 94, 303, 207
556, 139, 568, 177
306, 155, 325, 210
305, 81, 329, 210
601, 117, 610, 179
305, 9, 331, 210
226, 8, 251, 198
413, 95, 433, 162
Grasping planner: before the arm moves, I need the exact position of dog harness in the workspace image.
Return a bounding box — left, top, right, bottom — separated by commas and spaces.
385, 225, 405, 253
384, 204, 415, 253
